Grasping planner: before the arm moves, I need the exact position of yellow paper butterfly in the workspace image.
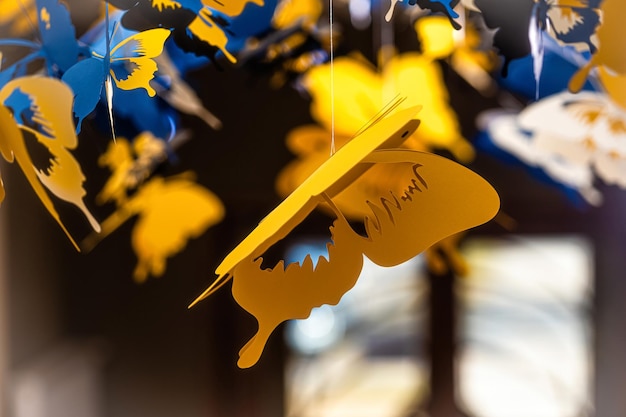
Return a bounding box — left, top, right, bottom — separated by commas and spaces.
191, 104, 499, 368
0, 76, 100, 249
85, 134, 224, 282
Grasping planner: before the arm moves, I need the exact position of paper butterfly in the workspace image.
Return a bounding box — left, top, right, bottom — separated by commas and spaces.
0, 0, 79, 86
529, 0, 602, 98
84, 133, 224, 282
238, 0, 328, 87
483, 91, 626, 206
532, 0, 601, 53
107, 0, 265, 65
190, 104, 499, 368
276, 125, 472, 277
0, 76, 100, 249
470, 0, 602, 76
302, 52, 474, 161
62, 17, 171, 134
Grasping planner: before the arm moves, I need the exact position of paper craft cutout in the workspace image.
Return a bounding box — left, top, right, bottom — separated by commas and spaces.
483, 91, 626, 205
303, 52, 473, 161
0, 0, 79, 86
386, 0, 462, 29
36, 0, 80, 73
529, 0, 601, 98
469, 0, 600, 76
191, 106, 500, 368
415, 17, 497, 93
85, 134, 224, 282
62, 23, 171, 133
154, 52, 222, 129
277, 121, 474, 276
108, 0, 264, 64
533, 0, 601, 52
569, 0, 626, 93
0, 76, 100, 249
238, 0, 326, 87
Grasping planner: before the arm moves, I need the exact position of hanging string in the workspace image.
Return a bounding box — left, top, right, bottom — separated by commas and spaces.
329, 0, 336, 156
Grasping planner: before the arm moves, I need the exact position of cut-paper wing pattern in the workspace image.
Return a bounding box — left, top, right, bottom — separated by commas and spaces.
62, 23, 171, 132
483, 91, 626, 205
569, 0, 626, 93
237, 0, 327, 87
86, 134, 224, 282
0, 76, 100, 249
107, 0, 265, 64
534, 0, 601, 52
191, 106, 499, 368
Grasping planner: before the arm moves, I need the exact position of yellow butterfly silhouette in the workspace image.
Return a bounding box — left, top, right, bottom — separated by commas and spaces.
303, 51, 475, 162
0, 76, 100, 249
85, 134, 224, 282
191, 104, 499, 368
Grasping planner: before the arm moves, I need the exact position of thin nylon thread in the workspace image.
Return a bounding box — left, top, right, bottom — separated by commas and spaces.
329, 0, 336, 156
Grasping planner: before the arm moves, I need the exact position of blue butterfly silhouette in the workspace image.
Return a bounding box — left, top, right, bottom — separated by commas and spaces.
0, 0, 79, 86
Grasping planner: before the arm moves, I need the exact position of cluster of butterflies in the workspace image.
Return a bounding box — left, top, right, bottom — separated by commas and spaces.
0, 0, 624, 367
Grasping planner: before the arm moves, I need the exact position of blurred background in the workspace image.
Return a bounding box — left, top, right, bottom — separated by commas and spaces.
1, 1, 625, 417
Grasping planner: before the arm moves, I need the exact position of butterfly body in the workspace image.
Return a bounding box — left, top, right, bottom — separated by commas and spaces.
62, 24, 171, 132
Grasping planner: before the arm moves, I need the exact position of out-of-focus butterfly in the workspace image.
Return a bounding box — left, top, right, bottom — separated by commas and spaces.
61, 15, 171, 134
190, 104, 500, 368
84, 133, 224, 282
532, 0, 601, 52
0, 0, 79, 85
470, 0, 601, 76
482, 90, 626, 206
0, 76, 100, 249
570, 0, 625, 93
302, 51, 474, 161
106, 0, 266, 65
386, 0, 462, 29
238, 0, 329, 87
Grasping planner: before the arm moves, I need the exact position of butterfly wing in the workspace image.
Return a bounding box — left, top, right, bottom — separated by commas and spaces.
0, 77, 94, 248
110, 28, 172, 96
125, 176, 224, 281
545, 0, 601, 52
62, 58, 106, 133
36, 0, 79, 73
